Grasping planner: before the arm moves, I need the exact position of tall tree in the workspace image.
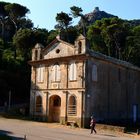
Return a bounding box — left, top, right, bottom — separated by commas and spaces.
13, 29, 34, 61
0, 2, 9, 40
13, 28, 48, 61
70, 6, 87, 36
33, 28, 48, 46
125, 25, 140, 66
88, 17, 129, 59
55, 12, 72, 42
4, 3, 30, 31
4, 3, 31, 58
47, 30, 58, 45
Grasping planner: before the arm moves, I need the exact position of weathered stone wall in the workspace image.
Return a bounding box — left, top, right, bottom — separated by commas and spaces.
86, 57, 140, 125
31, 61, 85, 90
30, 35, 140, 128
30, 59, 86, 127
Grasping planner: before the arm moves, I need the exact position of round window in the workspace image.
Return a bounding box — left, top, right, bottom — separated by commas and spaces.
56, 49, 60, 53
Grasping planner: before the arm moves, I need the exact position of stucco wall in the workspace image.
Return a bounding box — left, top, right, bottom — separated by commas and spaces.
30, 60, 86, 127
86, 57, 140, 124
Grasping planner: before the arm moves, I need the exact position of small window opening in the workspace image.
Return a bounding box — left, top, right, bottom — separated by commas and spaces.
78, 41, 82, 54
36, 96, 42, 113
68, 95, 77, 116
56, 49, 60, 54
35, 50, 38, 60
40, 53, 43, 59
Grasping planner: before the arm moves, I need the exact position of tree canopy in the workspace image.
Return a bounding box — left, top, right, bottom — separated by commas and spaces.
0, 2, 140, 106
55, 12, 72, 30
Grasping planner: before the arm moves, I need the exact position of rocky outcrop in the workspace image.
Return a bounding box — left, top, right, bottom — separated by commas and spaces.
79, 7, 117, 26
79, 7, 140, 27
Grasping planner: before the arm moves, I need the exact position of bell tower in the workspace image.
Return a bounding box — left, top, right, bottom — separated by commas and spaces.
32, 43, 44, 61
74, 34, 90, 54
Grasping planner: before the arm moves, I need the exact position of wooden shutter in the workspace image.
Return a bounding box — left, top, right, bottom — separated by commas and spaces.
40, 66, 44, 82
73, 63, 77, 80
69, 63, 73, 80
56, 64, 60, 81
92, 64, 97, 81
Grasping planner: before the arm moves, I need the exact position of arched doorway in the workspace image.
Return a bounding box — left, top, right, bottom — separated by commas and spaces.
49, 95, 61, 122
35, 95, 42, 113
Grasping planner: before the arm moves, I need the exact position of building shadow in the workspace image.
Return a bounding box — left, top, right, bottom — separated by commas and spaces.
100, 133, 117, 137
0, 130, 24, 140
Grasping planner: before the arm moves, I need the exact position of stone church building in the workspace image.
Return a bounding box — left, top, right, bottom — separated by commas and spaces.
29, 35, 140, 127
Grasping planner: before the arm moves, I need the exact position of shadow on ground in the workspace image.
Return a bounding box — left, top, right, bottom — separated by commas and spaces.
124, 126, 140, 135
100, 133, 117, 137
0, 130, 24, 140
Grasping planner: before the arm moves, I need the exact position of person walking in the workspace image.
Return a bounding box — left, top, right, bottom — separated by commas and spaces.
90, 116, 97, 134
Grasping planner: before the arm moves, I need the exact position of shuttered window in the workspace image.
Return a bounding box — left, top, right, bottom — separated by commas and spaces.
35, 50, 38, 60
52, 64, 61, 82
69, 62, 77, 81
37, 65, 44, 82
36, 96, 42, 113
92, 64, 97, 81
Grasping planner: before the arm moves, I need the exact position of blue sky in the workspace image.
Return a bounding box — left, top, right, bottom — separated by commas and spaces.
1, 0, 140, 30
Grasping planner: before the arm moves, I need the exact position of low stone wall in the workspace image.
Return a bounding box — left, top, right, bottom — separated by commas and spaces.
60, 117, 81, 127
96, 124, 126, 132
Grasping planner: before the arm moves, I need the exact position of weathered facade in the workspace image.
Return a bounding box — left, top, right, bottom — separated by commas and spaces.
29, 35, 140, 127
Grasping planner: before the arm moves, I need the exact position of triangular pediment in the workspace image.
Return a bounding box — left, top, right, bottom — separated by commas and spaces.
75, 34, 85, 41
35, 43, 44, 49
43, 38, 75, 59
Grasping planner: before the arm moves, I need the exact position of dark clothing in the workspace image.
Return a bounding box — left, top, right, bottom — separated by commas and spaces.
90, 118, 97, 134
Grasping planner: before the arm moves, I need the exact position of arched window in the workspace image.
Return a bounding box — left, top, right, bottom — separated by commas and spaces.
78, 41, 82, 54
40, 53, 43, 59
35, 50, 38, 60
69, 62, 77, 81
92, 64, 97, 81
52, 64, 61, 82
37, 65, 44, 82
36, 96, 42, 113
68, 95, 77, 115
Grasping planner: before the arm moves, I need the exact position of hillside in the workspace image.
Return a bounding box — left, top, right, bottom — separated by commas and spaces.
79, 7, 140, 27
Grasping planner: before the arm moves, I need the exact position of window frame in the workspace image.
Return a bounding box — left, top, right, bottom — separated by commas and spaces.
78, 41, 82, 54
37, 65, 44, 83
67, 95, 77, 116
35, 50, 38, 60
92, 64, 98, 82
69, 61, 77, 81
35, 95, 42, 113
52, 63, 61, 82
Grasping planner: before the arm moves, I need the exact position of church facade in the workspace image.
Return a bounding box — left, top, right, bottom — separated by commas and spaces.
29, 35, 140, 127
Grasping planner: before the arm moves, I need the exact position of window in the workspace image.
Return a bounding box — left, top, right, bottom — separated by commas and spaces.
133, 104, 138, 123
92, 64, 97, 81
118, 68, 121, 82
40, 53, 43, 59
56, 49, 60, 54
69, 62, 77, 81
37, 65, 44, 82
36, 96, 42, 113
35, 50, 38, 60
68, 95, 77, 115
78, 41, 82, 54
52, 64, 61, 82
